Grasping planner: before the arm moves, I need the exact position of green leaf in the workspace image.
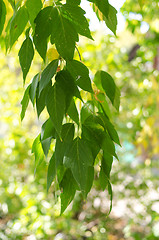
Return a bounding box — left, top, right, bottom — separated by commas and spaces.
104, 4, 117, 35
99, 165, 113, 214
85, 166, 94, 196
107, 180, 113, 215
20, 84, 31, 121
18, 37, 34, 82
51, 9, 78, 60
96, 92, 111, 119
55, 123, 75, 167
102, 152, 113, 179
57, 164, 66, 185
94, 71, 104, 91
62, 4, 93, 40
41, 138, 52, 157
46, 83, 65, 137
67, 60, 93, 93
67, 98, 79, 125
34, 6, 56, 60
82, 125, 101, 159
36, 81, 51, 117
95, 70, 120, 111
80, 101, 94, 124
64, 137, 93, 195
98, 71, 115, 103
89, 0, 109, 18
41, 118, 56, 141
82, 115, 105, 158
0, 0, 6, 36
47, 153, 56, 192
60, 169, 77, 214
33, 34, 47, 61
29, 73, 39, 106
10, 6, 28, 48
7, 0, 15, 11
102, 133, 118, 160
32, 134, 45, 170
25, 0, 42, 28
55, 70, 82, 108
99, 168, 108, 191
113, 86, 120, 112
39, 59, 58, 94
66, 0, 81, 5
97, 113, 121, 146
34, 6, 55, 40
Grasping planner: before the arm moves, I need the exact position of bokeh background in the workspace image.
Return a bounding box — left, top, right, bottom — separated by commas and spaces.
0, 0, 159, 239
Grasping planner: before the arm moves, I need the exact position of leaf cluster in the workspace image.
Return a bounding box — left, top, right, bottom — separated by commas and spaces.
0, 0, 121, 213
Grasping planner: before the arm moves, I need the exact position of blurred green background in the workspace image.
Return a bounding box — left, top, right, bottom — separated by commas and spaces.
0, 0, 159, 239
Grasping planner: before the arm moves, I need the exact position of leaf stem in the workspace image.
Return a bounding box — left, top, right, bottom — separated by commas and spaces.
75, 46, 82, 61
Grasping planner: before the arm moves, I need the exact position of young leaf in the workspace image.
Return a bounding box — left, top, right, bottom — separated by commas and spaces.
51, 10, 78, 60
46, 83, 65, 137
18, 37, 34, 82
63, 137, 93, 195
29, 73, 39, 105
39, 59, 58, 94
60, 169, 77, 214
104, 4, 117, 36
32, 134, 45, 169
55, 123, 75, 167
62, 4, 93, 40
0, 0, 6, 36
47, 153, 56, 192
67, 98, 79, 125
20, 84, 31, 121
67, 60, 93, 93
25, 0, 42, 28
10, 6, 28, 48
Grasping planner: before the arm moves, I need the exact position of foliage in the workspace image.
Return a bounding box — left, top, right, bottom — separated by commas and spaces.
0, 0, 159, 239
0, 0, 121, 213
